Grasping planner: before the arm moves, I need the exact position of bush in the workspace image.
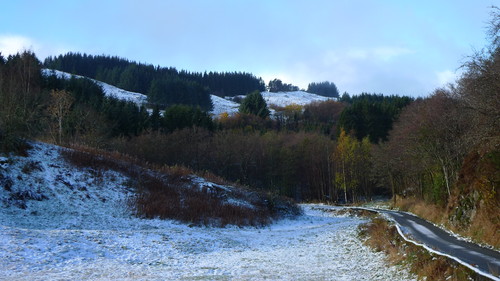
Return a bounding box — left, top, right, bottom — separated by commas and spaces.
61, 145, 301, 227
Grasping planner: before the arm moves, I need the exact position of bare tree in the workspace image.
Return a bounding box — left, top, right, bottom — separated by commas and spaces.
456, 6, 500, 146
48, 89, 74, 144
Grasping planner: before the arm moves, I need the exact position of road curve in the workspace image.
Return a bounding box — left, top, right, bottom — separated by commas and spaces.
359, 208, 500, 280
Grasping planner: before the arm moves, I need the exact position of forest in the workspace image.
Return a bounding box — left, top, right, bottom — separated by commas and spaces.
44, 53, 266, 107
1, 9, 498, 247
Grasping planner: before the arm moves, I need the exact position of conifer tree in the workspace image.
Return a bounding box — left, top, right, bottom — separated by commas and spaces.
239, 91, 270, 118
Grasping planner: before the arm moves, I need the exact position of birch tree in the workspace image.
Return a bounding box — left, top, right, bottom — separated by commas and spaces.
48, 89, 74, 144
334, 128, 357, 203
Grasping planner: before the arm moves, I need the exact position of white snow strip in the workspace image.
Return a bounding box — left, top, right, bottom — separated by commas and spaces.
261, 91, 333, 107
42, 69, 148, 106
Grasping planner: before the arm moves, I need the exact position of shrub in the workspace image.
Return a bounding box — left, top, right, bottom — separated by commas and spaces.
61, 145, 301, 227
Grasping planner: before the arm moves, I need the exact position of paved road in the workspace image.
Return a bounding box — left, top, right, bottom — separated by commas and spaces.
364, 208, 500, 280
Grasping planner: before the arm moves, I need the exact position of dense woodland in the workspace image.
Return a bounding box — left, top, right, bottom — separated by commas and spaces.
0, 51, 414, 202
307, 81, 339, 98
338, 93, 413, 143
267, 78, 300, 92
1, 9, 498, 246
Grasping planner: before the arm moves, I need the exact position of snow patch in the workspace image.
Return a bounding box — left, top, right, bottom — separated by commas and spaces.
209, 95, 240, 117
42, 69, 148, 106
261, 91, 333, 107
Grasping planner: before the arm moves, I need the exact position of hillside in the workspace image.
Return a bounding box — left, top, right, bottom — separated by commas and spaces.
447, 148, 499, 248
0, 143, 414, 280
209, 94, 240, 116
261, 91, 333, 107
0, 142, 298, 227
42, 69, 148, 106
42, 69, 334, 118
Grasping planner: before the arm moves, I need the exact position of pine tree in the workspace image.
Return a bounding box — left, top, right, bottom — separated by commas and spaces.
239, 91, 270, 118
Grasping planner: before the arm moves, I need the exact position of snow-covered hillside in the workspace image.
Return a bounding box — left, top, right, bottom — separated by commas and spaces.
42, 69, 334, 118
42, 69, 239, 117
0, 142, 415, 280
261, 91, 333, 107
42, 69, 148, 106
210, 94, 240, 116
213, 91, 335, 117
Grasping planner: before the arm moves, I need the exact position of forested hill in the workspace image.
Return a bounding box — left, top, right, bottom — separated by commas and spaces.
339, 93, 413, 143
44, 53, 266, 109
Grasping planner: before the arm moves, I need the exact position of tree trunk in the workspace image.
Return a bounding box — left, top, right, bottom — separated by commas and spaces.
343, 161, 347, 204
58, 116, 62, 144
389, 173, 396, 206
442, 164, 451, 198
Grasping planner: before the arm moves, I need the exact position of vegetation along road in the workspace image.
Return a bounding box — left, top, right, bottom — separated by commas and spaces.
361, 208, 500, 280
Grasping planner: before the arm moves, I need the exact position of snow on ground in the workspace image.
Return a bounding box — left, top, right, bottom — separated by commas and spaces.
213, 91, 334, 117
261, 91, 333, 107
210, 95, 240, 117
42, 69, 148, 106
0, 144, 414, 281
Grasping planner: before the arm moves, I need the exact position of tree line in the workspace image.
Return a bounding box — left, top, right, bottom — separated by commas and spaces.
1, 52, 216, 150
338, 93, 413, 143
0, 51, 409, 203
44, 53, 266, 108
307, 81, 339, 98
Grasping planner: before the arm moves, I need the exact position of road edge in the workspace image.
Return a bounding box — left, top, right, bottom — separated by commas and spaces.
355, 206, 500, 281
390, 219, 499, 281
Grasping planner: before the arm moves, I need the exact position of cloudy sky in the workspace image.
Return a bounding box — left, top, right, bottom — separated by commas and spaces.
0, 0, 495, 97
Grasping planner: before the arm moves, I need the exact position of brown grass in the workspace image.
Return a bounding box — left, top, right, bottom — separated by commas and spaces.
359, 218, 488, 281
320, 208, 379, 219
359, 218, 406, 264
61, 144, 300, 227
395, 196, 499, 249
395, 196, 446, 225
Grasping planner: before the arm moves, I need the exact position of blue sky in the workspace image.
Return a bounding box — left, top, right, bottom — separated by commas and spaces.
0, 0, 495, 97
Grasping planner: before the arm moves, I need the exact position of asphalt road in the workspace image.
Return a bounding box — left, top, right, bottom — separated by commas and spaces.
372, 208, 500, 280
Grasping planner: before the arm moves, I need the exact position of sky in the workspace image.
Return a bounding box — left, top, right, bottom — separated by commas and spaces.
0, 0, 496, 97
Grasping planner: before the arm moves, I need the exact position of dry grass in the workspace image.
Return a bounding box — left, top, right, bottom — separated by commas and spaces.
61, 145, 300, 227
464, 206, 500, 248
395, 196, 499, 249
196, 170, 237, 187
359, 218, 487, 281
359, 218, 406, 264
395, 196, 446, 225
320, 208, 379, 219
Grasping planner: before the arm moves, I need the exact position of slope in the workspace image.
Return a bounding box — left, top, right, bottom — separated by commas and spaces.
42, 69, 148, 106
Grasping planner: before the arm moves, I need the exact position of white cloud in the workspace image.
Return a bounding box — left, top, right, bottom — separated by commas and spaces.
346, 49, 369, 60
0, 35, 38, 56
436, 70, 457, 86
345, 47, 413, 61
0, 35, 73, 60
373, 47, 413, 61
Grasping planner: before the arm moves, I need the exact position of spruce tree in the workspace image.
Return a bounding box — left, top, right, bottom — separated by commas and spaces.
239, 91, 270, 118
